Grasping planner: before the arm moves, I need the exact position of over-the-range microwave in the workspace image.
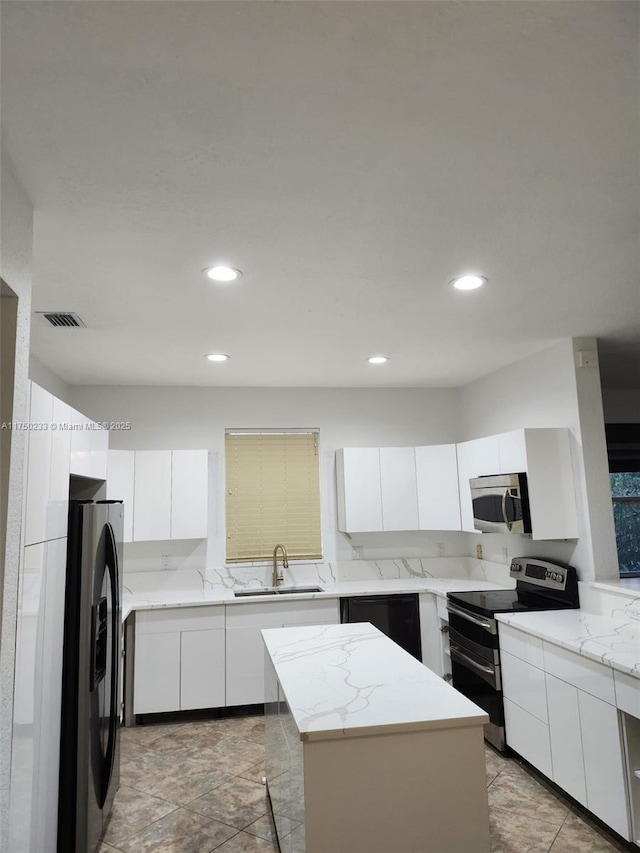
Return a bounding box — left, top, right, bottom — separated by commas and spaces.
469, 472, 531, 535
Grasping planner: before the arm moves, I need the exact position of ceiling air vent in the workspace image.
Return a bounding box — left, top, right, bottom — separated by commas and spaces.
36, 311, 86, 328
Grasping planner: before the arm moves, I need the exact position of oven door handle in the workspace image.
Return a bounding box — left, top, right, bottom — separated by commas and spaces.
501, 489, 513, 532
446, 602, 496, 633
450, 643, 497, 678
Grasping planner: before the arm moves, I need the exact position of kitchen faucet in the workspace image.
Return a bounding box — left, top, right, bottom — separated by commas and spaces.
272, 544, 288, 588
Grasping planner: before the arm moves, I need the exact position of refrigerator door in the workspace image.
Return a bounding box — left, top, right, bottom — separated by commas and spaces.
58, 500, 123, 853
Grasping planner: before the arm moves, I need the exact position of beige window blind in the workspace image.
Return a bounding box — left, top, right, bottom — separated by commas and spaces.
225, 431, 322, 563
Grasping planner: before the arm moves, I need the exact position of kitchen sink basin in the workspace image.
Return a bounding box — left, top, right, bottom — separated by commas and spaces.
233, 586, 322, 598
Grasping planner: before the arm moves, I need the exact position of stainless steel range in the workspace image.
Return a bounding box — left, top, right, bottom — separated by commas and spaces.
446, 557, 579, 751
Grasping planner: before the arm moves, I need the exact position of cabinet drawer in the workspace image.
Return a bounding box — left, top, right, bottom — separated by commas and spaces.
136, 605, 225, 634
501, 650, 548, 723
225, 599, 339, 629
498, 623, 544, 669
614, 670, 640, 718
504, 697, 552, 779
543, 642, 615, 705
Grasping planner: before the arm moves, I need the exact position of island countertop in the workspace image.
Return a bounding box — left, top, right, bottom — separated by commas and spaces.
261, 621, 489, 742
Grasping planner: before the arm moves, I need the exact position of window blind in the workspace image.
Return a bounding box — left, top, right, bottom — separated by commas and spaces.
225, 431, 322, 563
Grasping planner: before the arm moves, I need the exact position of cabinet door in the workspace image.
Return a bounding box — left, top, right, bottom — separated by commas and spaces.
504, 697, 552, 778
501, 650, 548, 723
546, 673, 587, 805
579, 690, 630, 840
181, 629, 225, 710
23, 384, 53, 546
415, 444, 461, 531
171, 450, 208, 539
133, 450, 172, 541
456, 436, 500, 532
69, 407, 92, 477
418, 594, 443, 676
47, 397, 72, 540
379, 447, 419, 531
89, 422, 108, 480
133, 632, 181, 714
497, 430, 527, 475
226, 626, 265, 706
107, 450, 135, 542
336, 448, 382, 532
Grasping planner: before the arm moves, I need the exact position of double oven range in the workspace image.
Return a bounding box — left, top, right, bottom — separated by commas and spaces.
446, 557, 579, 751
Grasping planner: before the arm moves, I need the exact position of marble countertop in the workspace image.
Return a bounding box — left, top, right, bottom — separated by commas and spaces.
121, 577, 506, 620
261, 622, 489, 742
495, 610, 640, 678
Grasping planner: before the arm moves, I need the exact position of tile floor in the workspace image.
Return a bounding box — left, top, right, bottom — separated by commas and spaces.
98, 714, 630, 853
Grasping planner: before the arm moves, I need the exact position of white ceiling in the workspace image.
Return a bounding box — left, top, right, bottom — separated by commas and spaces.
2, 1, 639, 388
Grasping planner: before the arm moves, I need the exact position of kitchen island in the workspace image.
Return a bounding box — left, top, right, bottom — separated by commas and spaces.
262, 622, 491, 853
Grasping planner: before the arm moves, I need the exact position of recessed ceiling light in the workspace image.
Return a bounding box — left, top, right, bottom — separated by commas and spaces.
367, 355, 389, 364
204, 266, 242, 282
205, 353, 230, 362
450, 274, 487, 291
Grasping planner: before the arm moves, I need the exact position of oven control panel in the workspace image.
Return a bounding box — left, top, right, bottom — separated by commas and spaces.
510, 558, 568, 589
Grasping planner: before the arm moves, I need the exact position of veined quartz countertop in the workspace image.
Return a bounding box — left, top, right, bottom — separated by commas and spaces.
495, 609, 640, 678
261, 622, 489, 741
121, 577, 507, 619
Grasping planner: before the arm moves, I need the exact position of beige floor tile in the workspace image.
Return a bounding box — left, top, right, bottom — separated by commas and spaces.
549, 810, 629, 853
98, 844, 123, 853
104, 786, 177, 846
485, 746, 506, 787
488, 761, 569, 828
205, 736, 266, 776
114, 807, 238, 853
237, 762, 266, 785
214, 830, 278, 853
120, 742, 231, 805
120, 722, 187, 749
245, 813, 297, 844
490, 806, 561, 853
145, 722, 233, 760
185, 776, 268, 830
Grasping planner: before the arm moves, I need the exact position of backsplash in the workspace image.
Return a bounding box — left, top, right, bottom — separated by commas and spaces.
121, 556, 515, 598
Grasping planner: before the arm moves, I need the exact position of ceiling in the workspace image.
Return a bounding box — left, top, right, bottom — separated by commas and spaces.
2, 1, 639, 388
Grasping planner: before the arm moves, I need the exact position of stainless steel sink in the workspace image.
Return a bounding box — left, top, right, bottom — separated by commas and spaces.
233, 585, 322, 598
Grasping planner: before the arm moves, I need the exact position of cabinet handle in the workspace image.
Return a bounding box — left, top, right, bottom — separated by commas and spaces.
440, 625, 449, 634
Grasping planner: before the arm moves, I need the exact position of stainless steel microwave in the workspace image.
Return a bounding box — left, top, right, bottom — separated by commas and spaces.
469, 473, 531, 534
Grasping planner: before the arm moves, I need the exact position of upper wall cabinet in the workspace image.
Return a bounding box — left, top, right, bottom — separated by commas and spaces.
69, 406, 108, 480
457, 428, 578, 539
336, 448, 383, 532
337, 445, 459, 533
23, 384, 73, 546
415, 444, 461, 531
109, 449, 208, 542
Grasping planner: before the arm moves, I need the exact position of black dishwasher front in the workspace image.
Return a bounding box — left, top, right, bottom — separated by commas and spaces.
340, 594, 422, 661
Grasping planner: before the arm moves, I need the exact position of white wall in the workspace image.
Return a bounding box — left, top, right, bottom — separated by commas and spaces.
457, 338, 618, 582
28, 355, 72, 405
0, 154, 34, 853
70, 385, 466, 567
602, 389, 640, 423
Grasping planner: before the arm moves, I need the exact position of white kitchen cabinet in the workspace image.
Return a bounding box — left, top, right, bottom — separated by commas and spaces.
107, 450, 135, 542
545, 673, 587, 804
336, 448, 383, 532
23, 384, 53, 547
543, 641, 616, 705
69, 407, 107, 479
615, 670, 640, 718
225, 599, 339, 706
379, 447, 419, 531
181, 629, 225, 710
501, 650, 548, 724
133, 631, 181, 714
503, 697, 552, 779
171, 449, 208, 539
419, 593, 449, 677
456, 436, 500, 532
499, 428, 578, 540
133, 450, 172, 541
415, 444, 461, 531
48, 396, 72, 540
133, 606, 226, 714
579, 690, 630, 839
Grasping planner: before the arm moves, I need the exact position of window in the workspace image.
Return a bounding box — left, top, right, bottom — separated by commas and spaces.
225, 430, 322, 563
606, 424, 640, 577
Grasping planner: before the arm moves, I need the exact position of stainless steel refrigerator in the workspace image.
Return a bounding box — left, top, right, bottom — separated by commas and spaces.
58, 500, 123, 853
